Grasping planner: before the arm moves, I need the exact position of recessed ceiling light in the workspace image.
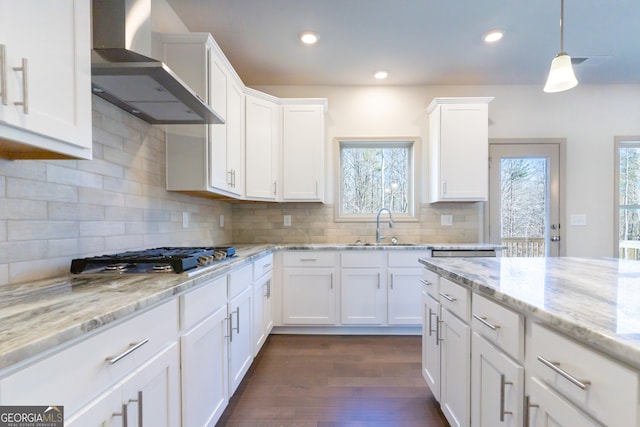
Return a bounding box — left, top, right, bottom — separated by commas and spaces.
374, 71, 388, 80
483, 29, 504, 43
300, 31, 318, 45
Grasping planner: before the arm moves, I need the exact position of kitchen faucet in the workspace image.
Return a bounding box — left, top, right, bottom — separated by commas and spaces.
376, 208, 394, 243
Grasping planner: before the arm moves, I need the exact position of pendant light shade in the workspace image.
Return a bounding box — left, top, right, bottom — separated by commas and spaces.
544, 53, 578, 92
544, 0, 578, 93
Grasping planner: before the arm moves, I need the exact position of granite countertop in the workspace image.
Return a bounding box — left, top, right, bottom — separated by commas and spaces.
419, 256, 640, 369
0, 242, 502, 372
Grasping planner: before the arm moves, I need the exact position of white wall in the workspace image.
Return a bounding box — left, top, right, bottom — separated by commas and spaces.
255, 84, 640, 257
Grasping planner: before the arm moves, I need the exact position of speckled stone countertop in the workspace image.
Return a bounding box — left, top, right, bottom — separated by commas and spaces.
419, 256, 640, 370
0, 242, 500, 372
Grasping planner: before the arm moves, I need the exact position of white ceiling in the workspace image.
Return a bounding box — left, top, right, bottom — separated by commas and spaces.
165, 0, 640, 87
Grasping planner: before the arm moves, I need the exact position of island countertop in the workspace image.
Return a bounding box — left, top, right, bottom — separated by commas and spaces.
419, 256, 640, 370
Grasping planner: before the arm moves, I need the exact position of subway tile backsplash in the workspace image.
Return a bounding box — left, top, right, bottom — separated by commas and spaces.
0, 97, 232, 286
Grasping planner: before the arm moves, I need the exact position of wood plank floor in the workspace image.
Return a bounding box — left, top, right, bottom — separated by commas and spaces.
216, 335, 449, 427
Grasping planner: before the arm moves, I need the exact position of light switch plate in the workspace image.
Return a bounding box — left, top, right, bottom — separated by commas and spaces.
441, 214, 453, 226
284, 215, 292, 227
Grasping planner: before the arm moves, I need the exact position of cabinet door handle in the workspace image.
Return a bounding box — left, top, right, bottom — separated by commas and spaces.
442, 180, 447, 196
524, 394, 539, 427
113, 403, 129, 427
439, 291, 456, 302
428, 308, 438, 336
315, 180, 318, 197
106, 338, 149, 364
330, 272, 333, 289
377, 272, 381, 289
420, 279, 432, 286
390, 273, 394, 290
473, 314, 500, 330
537, 356, 591, 390
13, 57, 28, 113
233, 307, 240, 335
0, 44, 6, 106
225, 315, 232, 342
128, 391, 143, 427
436, 318, 444, 345
500, 374, 513, 422
273, 181, 277, 195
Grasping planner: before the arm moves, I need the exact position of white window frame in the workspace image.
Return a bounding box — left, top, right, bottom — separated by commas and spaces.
614, 136, 640, 258
335, 137, 419, 222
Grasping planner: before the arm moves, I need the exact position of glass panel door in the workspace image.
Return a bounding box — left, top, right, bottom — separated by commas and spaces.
489, 143, 561, 257
616, 139, 640, 259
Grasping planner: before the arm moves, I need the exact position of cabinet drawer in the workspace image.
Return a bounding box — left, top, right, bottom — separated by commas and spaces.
253, 254, 273, 279
530, 323, 638, 427
438, 277, 470, 322
341, 252, 384, 268
228, 263, 253, 298
283, 251, 336, 267
181, 274, 227, 330
0, 299, 179, 415
472, 293, 524, 361
388, 251, 430, 267
421, 269, 440, 298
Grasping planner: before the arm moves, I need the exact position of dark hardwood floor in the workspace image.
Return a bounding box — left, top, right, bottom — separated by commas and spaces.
216, 335, 449, 427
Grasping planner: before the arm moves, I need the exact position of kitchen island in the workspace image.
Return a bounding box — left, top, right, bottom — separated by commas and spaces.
420, 256, 640, 427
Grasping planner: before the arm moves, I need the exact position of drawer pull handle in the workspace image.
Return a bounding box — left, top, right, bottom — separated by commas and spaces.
263, 263, 272, 269
537, 356, 591, 390
106, 338, 149, 365
473, 314, 500, 331
500, 374, 513, 421
420, 279, 432, 286
439, 292, 456, 302
300, 258, 318, 262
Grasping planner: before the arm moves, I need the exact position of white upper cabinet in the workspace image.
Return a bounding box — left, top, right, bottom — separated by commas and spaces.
161, 33, 244, 198
427, 97, 493, 202
281, 102, 326, 202
0, 0, 92, 159
245, 92, 280, 200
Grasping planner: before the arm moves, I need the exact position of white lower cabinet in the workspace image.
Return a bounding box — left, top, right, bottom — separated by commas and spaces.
253, 254, 274, 355
282, 251, 337, 325
340, 253, 386, 325
227, 277, 254, 395
526, 378, 600, 427
421, 282, 441, 401
388, 267, 423, 325
440, 308, 471, 427
66, 342, 180, 427
471, 332, 524, 427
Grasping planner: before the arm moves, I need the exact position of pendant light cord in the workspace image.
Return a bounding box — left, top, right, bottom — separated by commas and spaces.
560, 0, 565, 54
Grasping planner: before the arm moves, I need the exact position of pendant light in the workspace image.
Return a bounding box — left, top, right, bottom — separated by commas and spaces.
544, 0, 578, 92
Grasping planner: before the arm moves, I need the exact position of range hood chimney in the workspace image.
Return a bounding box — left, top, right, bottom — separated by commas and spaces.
91, 0, 224, 125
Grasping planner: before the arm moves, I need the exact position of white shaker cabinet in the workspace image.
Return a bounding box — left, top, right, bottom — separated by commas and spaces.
281, 102, 326, 202
245, 92, 280, 200
227, 265, 254, 395
252, 254, 274, 355
0, 0, 92, 159
340, 252, 386, 325
421, 269, 441, 401
427, 97, 493, 202
440, 307, 471, 427
281, 252, 337, 325
387, 252, 430, 325
162, 33, 244, 198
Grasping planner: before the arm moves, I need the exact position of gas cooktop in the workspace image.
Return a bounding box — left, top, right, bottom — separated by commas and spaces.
70, 246, 236, 275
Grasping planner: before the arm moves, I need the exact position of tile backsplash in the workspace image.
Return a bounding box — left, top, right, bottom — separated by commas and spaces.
0, 98, 232, 286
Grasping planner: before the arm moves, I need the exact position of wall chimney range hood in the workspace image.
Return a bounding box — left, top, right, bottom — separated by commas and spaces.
91, 0, 224, 125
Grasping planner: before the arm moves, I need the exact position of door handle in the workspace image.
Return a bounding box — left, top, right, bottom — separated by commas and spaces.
550, 235, 561, 242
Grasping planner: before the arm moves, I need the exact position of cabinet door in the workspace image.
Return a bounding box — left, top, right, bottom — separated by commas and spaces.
245, 94, 279, 200
422, 290, 441, 401
181, 306, 229, 427
527, 377, 600, 427
440, 309, 471, 427
226, 79, 244, 195
282, 104, 324, 201
0, 0, 92, 158
341, 268, 386, 324
388, 267, 422, 325
253, 275, 273, 355
121, 343, 181, 427
228, 286, 253, 395
282, 267, 335, 325
471, 332, 524, 427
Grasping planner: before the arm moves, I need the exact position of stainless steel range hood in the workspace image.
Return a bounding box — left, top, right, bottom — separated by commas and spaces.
91, 0, 224, 125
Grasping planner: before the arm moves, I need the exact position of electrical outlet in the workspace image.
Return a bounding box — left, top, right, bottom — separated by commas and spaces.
441, 214, 453, 226
182, 211, 189, 228
219, 214, 225, 228
284, 215, 292, 227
